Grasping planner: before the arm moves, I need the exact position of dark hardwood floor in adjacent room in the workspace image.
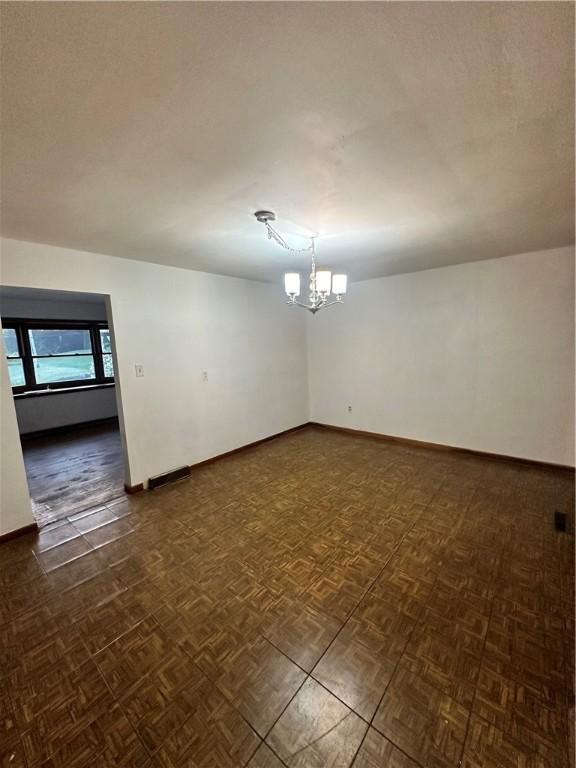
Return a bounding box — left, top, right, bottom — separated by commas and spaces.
1, 426, 574, 768
22, 422, 125, 526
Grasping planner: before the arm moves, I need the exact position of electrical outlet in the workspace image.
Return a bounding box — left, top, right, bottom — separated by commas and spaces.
348, 405, 352, 413
135, 364, 144, 378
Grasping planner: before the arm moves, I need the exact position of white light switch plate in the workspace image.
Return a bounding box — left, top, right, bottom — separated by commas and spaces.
135, 364, 144, 377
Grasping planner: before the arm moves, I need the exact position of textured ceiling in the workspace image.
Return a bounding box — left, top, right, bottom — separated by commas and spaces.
1, 2, 574, 282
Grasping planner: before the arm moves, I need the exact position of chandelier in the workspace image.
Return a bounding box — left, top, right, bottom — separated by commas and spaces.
255, 211, 348, 314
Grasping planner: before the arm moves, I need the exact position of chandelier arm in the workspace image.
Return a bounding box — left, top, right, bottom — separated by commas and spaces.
288, 297, 342, 313
317, 299, 343, 310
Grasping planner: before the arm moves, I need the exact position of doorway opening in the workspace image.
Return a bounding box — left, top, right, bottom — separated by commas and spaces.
1, 286, 129, 527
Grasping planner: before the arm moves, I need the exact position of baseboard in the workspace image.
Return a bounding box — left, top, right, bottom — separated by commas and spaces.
309, 422, 575, 472
124, 482, 144, 495
0, 522, 38, 544
188, 423, 310, 472
20, 416, 119, 441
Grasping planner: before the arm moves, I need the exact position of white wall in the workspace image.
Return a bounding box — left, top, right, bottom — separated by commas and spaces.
308, 246, 575, 466
15, 387, 118, 435
1, 238, 309, 513
0, 291, 118, 434
0, 322, 34, 535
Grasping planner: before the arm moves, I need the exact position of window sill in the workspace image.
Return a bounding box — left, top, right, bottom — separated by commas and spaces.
14, 383, 115, 400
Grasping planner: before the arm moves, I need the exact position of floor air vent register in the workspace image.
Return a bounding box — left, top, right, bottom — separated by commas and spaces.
148, 465, 191, 490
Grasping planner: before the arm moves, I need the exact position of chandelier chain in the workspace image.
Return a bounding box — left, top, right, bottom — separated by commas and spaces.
264, 221, 314, 255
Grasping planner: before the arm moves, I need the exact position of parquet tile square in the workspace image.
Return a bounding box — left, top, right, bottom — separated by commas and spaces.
183, 607, 258, 679
351, 593, 416, 660
59, 569, 127, 622
373, 667, 470, 768
0, 688, 27, 768
428, 571, 494, 616
107, 553, 161, 588
482, 626, 567, 708
247, 743, 285, 768
151, 677, 260, 768
399, 626, 482, 708
10, 659, 108, 733
474, 665, 569, 755
461, 714, 567, 768
73, 588, 152, 655
0, 575, 55, 627
217, 635, 306, 736
29, 705, 147, 768
0, 428, 573, 768
352, 727, 421, 768
312, 617, 397, 720
6, 624, 90, 692
385, 549, 439, 585
0, 556, 45, 588
490, 597, 566, 640
266, 678, 367, 767
370, 569, 433, 621
17, 667, 117, 765
305, 567, 366, 622
94, 616, 204, 701
262, 598, 341, 672
133, 682, 215, 755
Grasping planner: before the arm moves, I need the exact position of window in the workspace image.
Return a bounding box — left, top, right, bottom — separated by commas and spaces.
2, 320, 114, 393
100, 328, 114, 377
29, 328, 95, 384
3, 327, 25, 387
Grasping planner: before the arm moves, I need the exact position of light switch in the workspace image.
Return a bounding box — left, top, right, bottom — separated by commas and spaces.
135, 364, 144, 377
202, 370, 208, 381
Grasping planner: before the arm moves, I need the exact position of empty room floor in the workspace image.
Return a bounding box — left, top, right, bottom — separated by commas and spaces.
1, 427, 574, 768
21, 422, 125, 526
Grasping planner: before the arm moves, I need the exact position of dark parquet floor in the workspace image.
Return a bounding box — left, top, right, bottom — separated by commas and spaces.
22, 423, 125, 526
1, 426, 574, 768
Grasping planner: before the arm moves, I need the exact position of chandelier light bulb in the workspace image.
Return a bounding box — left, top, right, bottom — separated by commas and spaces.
284, 272, 300, 297
332, 274, 348, 295
316, 270, 332, 294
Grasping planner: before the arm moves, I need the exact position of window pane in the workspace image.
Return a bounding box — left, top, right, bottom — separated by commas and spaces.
28, 329, 92, 356
3, 328, 20, 357
7, 359, 25, 387
34, 356, 95, 384
100, 328, 111, 353
102, 353, 114, 378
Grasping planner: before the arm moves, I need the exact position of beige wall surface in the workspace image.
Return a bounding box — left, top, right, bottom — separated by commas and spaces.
308, 246, 575, 466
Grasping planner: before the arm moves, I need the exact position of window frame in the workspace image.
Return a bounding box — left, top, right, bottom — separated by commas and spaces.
2, 318, 114, 394
2, 325, 26, 389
